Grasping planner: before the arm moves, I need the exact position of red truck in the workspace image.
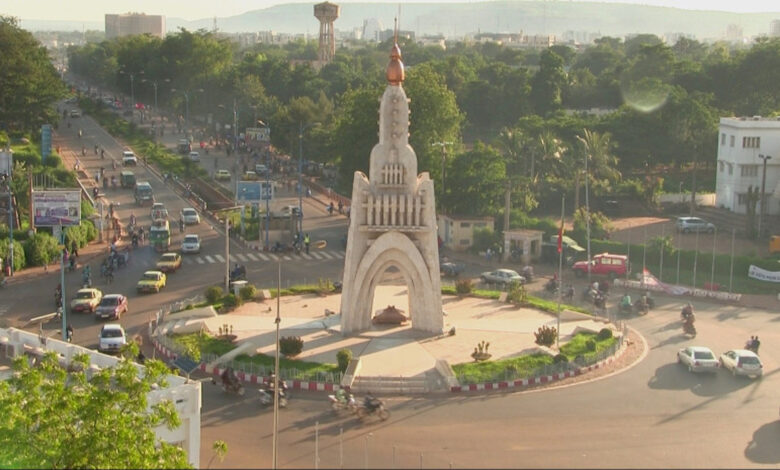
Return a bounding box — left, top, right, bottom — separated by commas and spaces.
571, 252, 629, 279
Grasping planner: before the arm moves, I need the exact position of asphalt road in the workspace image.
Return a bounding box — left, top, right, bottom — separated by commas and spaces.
197, 293, 780, 469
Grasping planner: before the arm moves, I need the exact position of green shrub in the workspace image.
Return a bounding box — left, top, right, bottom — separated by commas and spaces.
534, 325, 558, 347
23, 232, 61, 266
221, 293, 241, 308
239, 284, 257, 301
506, 281, 528, 305
0, 238, 25, 272
553, 353, 569, 364
455, 278, 473, 294
585, 339, 597, 351
205, 286, 223, 304
596, 328, 613, 340
336, 348, 353, 373
279, 336, 304, 357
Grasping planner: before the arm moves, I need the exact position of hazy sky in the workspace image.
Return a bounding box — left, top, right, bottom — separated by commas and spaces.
3, 0, 779, 22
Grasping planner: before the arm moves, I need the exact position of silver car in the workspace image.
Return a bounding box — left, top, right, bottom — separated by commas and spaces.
719, 349, 763, 378
677, 346, 719, 373
480, 269, 525, 286
676, 216, 715, 234
180, 234, 201, 254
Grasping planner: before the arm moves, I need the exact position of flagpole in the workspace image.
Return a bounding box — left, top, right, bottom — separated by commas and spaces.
557, 195, 565, 349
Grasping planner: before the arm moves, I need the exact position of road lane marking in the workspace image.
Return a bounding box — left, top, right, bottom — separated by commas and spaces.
236, 253, 248, 262
319, 251, 334, 259
300, 253, 313, 260
214, 254, 225, 262
229, 254, 237, 262
258, 253, 270, 261
310, 252, 323, 260
204, 255, 215, 263
246, 253, 258, 261
268, 253, 279, 261
332, 251, 345, 259
283, 255, 292, 261
196, 257, 205, 264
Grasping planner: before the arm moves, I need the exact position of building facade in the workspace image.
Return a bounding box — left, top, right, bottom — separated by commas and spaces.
437, 214, 494, 251
105, 13, 165, 39
715, 116, 780, 216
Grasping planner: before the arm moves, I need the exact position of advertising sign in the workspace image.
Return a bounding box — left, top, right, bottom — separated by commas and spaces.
236, 181, 273, 204
245, 127, 270, 148
32, 190, 81, 227
748, 265, 780, 283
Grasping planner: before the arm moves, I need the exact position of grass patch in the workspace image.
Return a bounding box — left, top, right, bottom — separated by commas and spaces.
170, 332, 237, 362
232, 352, 341, 376
451, 332, 616, 384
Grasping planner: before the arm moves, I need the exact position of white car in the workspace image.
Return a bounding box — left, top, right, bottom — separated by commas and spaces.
480, 269, 525, 286
189, 151, 200, 162
719, 349, 763, 378
122, 150, 138, 166
677, 346, 719, 373
181, 234, 201, 254
180, 207, 200, 225
98, 324, 127, 354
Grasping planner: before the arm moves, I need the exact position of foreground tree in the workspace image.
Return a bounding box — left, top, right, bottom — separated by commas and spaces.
0, 350, 191, 469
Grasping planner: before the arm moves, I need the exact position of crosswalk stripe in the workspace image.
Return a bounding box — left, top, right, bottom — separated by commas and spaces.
332, 251, 345, 259
319, 251, 334, 260
236, 253, 248, 262
268, 253, 279, 261
309, 252, 323, 260
183, 258, 194, 265
229, 254, 237, 262
214, 254, 225, 262
204, 255, 215, 263
283, 255, 292, 261
246, 253, 258, 261
258, 253, 270, 261
300, 253, 313, 260
196, 257, 205, 264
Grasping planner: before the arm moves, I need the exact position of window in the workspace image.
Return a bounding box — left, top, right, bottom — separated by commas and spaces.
728, 163, 733, 175
742, 136, 760, 148
721, 133, 726, 145
730, 135, 735, 147
460, 222, 471, 228
719, 161, 724, 172
474, 223, 486, 228
741, 165, 758, 177
738, 193, 748, 205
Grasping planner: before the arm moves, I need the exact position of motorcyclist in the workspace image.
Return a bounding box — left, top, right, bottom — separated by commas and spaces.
130, 213, 136, 227
544, 276, 559, 292
620, 293, 632, 311
364, 392, 380, 411
634, 293, 649, 314
221, 367, 237, 389
82, 265, 91, 286
564, 284, 574, 301
681, 303, 694, 321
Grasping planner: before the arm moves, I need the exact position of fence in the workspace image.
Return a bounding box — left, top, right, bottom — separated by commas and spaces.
455, 325, 626, 385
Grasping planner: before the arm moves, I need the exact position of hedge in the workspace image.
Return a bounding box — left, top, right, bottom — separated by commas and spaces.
0, 239, 26, 272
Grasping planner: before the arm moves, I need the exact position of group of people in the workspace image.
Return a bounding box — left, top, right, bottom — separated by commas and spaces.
327, 200, 345, 216
746, 336, 761, 354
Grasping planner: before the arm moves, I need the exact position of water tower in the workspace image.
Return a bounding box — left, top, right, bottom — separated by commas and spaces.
314, 2, 340, 64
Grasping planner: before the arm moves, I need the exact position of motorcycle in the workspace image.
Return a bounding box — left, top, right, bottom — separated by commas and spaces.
521, 266, 534, 283
328, 391, 357, 413
356, 396, 390, 421
619, 299, 633, 316
633, 298, 650, 316
544, 278, 559, 294
213, 372, 245, 396
682, 320, 697, 337
583, 288, 606, 309
259, 382, 289, 407
562, 285, 574, 302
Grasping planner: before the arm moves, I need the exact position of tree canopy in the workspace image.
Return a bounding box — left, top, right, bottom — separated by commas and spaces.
0, 351, 191, 469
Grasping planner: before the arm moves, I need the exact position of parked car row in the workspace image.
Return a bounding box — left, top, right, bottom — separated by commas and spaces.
677, 346, 763, 378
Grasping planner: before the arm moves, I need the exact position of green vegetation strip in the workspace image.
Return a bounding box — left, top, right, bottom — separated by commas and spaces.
451, 332, 617, 384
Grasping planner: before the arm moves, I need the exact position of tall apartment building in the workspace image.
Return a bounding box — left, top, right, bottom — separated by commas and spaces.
771, 19, 780, 37
105, 13, 165, 39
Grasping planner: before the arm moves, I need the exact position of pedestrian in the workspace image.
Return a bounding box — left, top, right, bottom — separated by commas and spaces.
304, 233, 310, 254
486, 248, 492, 262
752, 336, 760, 354
338, 200, 343, 214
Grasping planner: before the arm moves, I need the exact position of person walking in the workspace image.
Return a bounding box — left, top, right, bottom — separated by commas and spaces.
304, 233, 310, 254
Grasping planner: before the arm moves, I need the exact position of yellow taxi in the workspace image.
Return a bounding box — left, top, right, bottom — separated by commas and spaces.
136, 270, 167, 293
156, 252, 182, 273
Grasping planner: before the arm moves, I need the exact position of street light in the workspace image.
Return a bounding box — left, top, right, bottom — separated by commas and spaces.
170, 88, 202, 136
432, 141, 452, 205
258, 120, 272, 250
758, 154, 772, 238
119, 70, 137, 108
298, 122, 319, 235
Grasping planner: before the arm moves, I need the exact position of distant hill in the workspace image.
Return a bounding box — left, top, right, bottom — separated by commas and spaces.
21, 1, 780, 40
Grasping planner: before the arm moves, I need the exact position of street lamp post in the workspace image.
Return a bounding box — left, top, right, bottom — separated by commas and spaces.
758, 154, 772, 238
258, 120, 272, 250
298, 122, 319, 235
432, 141, 452, 205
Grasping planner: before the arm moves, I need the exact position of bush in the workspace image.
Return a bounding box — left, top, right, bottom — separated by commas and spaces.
336, 348, 353, 373
506, 281, 528, 305
553, 353, 569, 364
0, 238, 26, 272
596, 328, 613, 340
279, 336, 304, 357
23, 232, 61, 266
239, 284, 257, 301
534, 325, 558, 347
585, 339, 597, 351
205, 286, 223, 304
455, 278, 473, 294
221, 293, 241, 308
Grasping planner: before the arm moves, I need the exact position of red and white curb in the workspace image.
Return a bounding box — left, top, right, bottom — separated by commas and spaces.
450, 343, 627, 392
150, 332, 339, 392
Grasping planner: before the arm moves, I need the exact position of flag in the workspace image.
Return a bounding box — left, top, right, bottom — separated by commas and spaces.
557, 222, 564, 253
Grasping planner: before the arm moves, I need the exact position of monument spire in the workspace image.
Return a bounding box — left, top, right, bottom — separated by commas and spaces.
386, 17, 404, 85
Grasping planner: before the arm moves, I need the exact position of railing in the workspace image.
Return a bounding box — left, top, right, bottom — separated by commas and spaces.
455, 327, 626, 385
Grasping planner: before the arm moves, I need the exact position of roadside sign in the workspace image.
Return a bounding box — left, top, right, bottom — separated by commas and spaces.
32, 190, 81, 227
236, 181, 273, 204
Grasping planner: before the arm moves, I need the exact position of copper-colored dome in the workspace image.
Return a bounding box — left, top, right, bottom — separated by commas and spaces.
386, 43, 405, 85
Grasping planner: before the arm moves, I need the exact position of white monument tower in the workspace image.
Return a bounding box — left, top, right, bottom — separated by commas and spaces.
339, 40, 443, 335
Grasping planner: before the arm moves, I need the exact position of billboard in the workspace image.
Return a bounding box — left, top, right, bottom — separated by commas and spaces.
245, 127, 270, 148
32, 190, 81, 226
236, 181, 273, 204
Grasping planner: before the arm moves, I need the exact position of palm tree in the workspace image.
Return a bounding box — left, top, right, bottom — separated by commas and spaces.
575, 129, 621, 206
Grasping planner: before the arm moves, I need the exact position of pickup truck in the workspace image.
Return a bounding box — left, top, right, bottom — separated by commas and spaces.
571, 252, 629, 279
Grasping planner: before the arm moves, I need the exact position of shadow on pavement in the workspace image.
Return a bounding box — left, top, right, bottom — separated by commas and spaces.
744, 420, 780, 464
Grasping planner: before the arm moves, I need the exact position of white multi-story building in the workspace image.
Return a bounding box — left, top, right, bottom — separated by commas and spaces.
0, 328, 201, 467
715, 116, 780, 216
105, 13, 165, 39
